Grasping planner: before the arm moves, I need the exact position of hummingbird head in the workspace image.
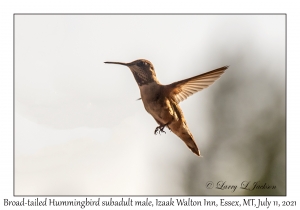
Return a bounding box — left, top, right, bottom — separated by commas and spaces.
104, 59, 158, 86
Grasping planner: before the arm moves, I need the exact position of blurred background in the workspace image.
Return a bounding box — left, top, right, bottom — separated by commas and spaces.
15, 15, 285, 195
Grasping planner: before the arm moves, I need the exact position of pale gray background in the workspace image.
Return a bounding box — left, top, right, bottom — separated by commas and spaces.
15, 15, 285, 195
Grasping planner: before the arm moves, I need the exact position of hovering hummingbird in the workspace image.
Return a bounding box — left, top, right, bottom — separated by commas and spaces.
104, 59, 228, 156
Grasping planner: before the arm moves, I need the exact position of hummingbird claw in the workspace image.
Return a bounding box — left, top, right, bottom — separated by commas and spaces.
154, 124, 168, 135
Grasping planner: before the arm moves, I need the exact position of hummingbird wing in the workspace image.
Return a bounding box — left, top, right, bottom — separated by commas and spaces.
165, 66, 228, 103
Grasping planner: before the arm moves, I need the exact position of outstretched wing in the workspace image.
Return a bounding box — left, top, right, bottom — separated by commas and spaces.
165, 66, 228, 104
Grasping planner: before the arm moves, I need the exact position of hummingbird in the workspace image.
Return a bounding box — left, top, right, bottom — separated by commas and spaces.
104, 59, 228, 156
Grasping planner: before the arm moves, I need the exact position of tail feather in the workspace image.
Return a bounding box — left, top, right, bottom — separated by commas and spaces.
184, 134, 200, 156
186, 137, 200, 156
169, 122, 200, 156
166, 101, 201, 156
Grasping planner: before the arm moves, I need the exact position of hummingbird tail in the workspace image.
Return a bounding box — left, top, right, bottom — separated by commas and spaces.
184, 136, 200, 156
170, 123, 200, 156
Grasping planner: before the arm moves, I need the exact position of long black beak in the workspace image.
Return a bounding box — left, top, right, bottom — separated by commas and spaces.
104, 61, 129, 66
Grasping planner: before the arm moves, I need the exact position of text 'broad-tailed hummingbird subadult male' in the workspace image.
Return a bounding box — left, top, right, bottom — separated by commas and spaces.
104, 59, 228, 156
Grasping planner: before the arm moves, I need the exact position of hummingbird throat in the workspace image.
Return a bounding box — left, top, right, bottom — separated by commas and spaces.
132, 70, 155, 86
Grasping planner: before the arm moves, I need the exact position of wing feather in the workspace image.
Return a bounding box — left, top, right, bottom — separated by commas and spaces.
165, 66, 228, 103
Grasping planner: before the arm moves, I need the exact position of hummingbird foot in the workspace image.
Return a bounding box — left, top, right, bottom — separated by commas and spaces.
154, 123, 169, 135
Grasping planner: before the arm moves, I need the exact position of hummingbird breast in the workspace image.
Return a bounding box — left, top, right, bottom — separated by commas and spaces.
139, 82, 173, 125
